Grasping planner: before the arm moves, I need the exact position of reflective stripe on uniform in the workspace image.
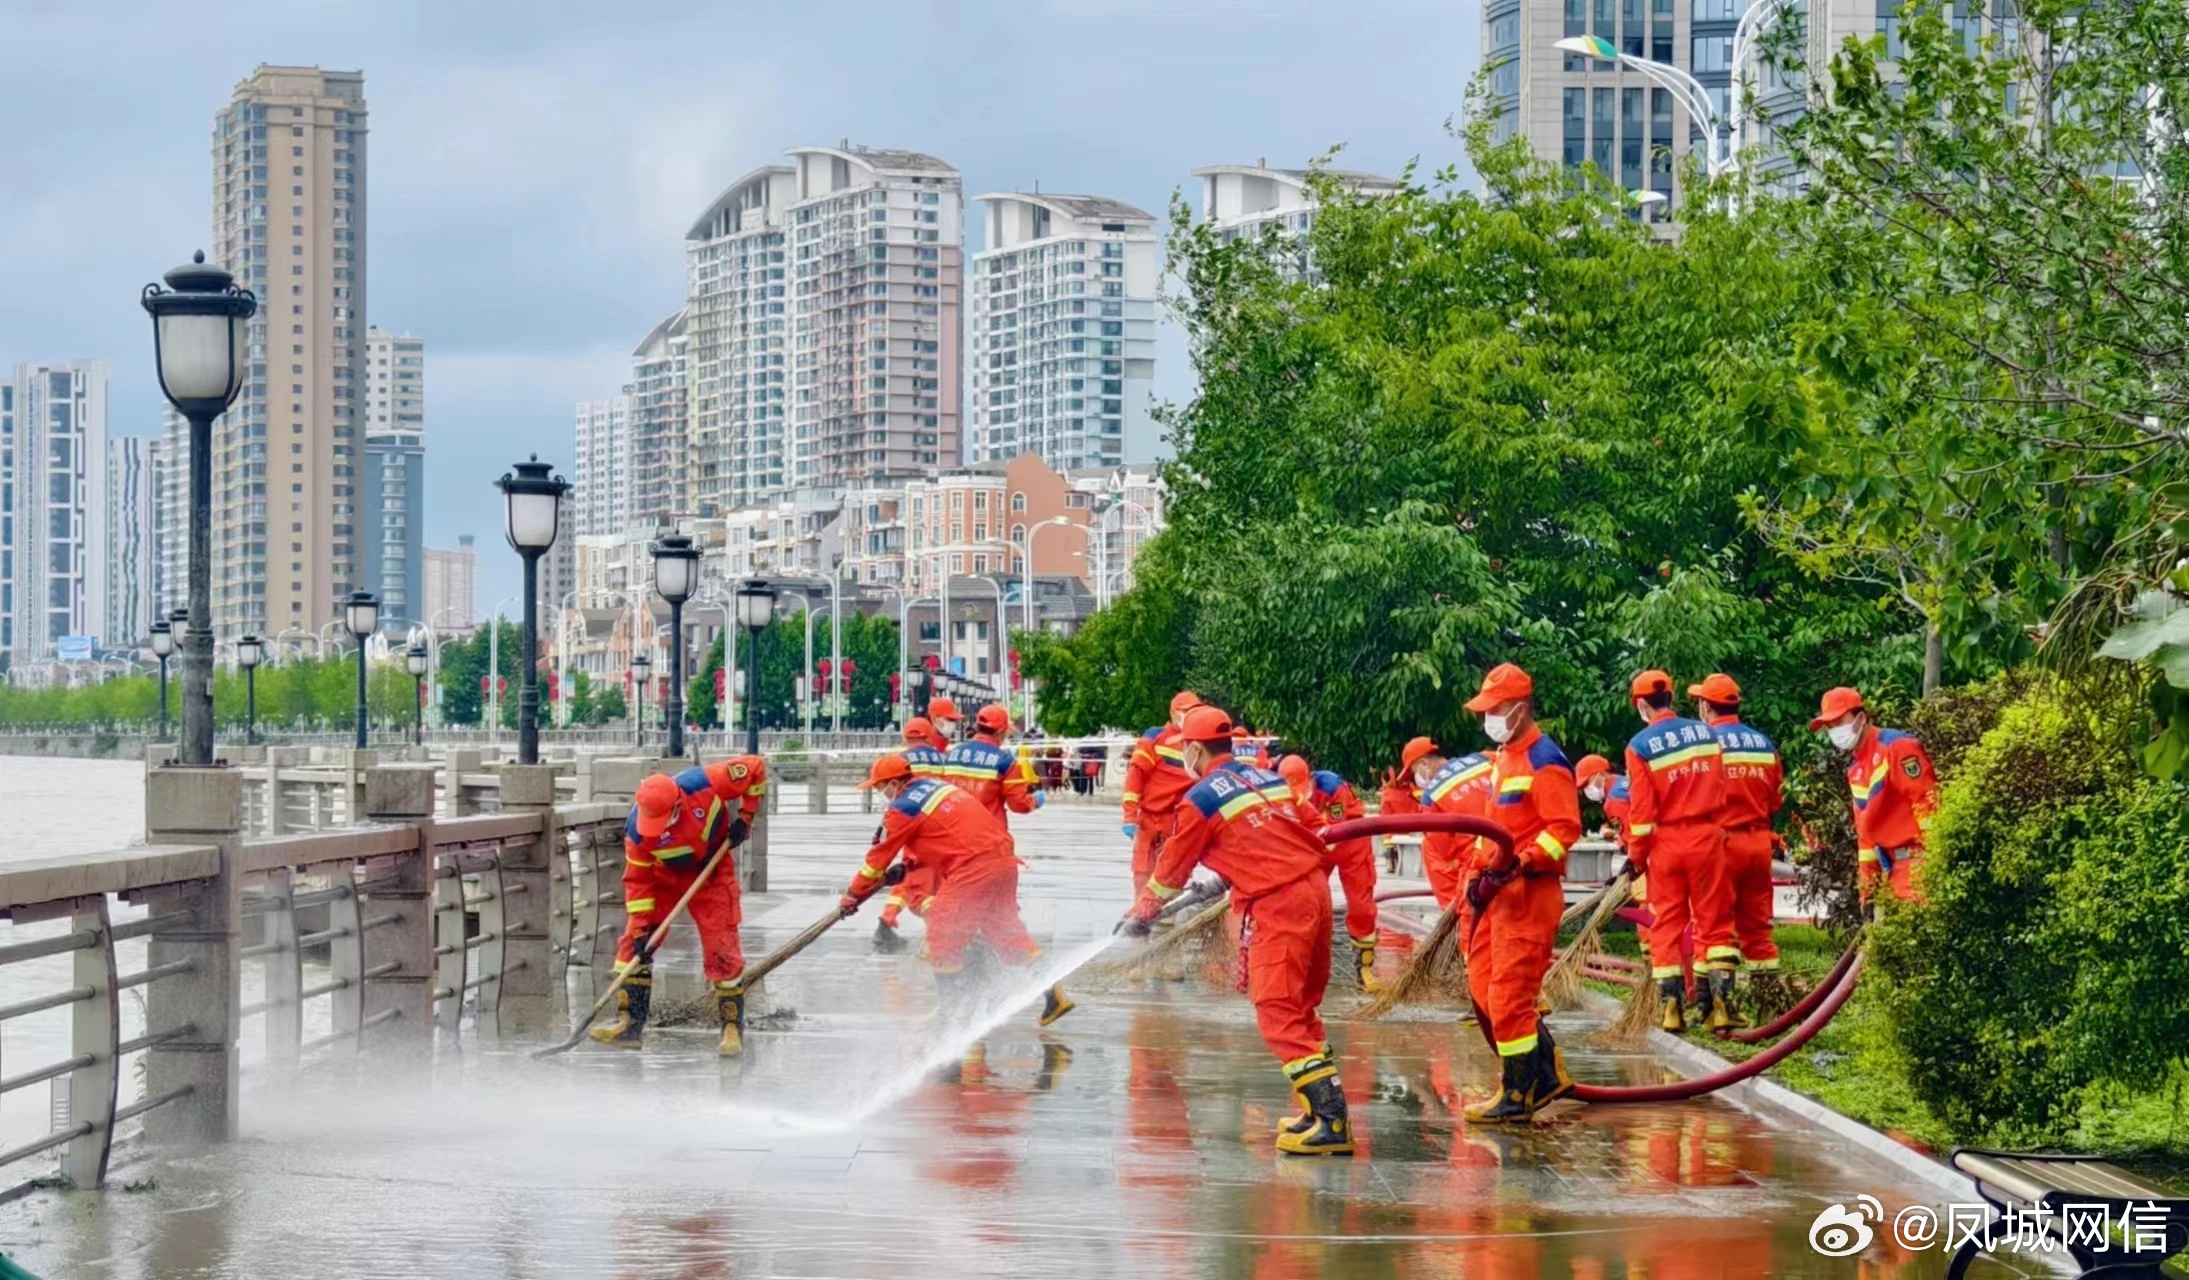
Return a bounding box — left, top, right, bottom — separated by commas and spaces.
1154, 745, 1186, 763
1651, 964, 1683, 979
858, 865, 887, 881
1534, 831, 1567, 861
1217, 791, 1268, 821
1722, 751, 1778, 768
1648, 741, 1721, 771
1147, 879, 1182, 901
1628, 822, 1656, 837
625, 897, 656, 913
1120, 791, 1140, 803
1496, 1033, 1539, 1057
1857, 847, 1880, 865
625, 854, 653, 869
1743, 955, 1780, 970
654, 844, 696, 861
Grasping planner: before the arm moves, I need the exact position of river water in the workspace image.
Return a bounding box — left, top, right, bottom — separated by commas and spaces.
0, 758, 1979, 1278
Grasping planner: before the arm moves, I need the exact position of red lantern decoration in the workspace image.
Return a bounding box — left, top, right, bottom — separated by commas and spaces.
714, 667, 727, 699
840, 658, 857, 693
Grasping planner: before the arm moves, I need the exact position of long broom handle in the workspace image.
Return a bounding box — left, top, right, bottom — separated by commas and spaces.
730, 907, 844, 993
535, 837, 735, 1057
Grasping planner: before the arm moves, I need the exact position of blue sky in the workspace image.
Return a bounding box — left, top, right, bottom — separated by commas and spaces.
0, 0, 1480, 606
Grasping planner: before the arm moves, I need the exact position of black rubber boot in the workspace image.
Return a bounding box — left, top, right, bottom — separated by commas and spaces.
1278, 1043, 1334, 1138
1657, 976, 1687, 1033
1275, 1061, 1355, 1156
1038, 983, 1075, 1027
588, 965, 651, 1048
1531, 1021, 1575, 1107
872, 918, 907, 954
1464, 1052, 1536, 1125
1706, 968, 1745, 1032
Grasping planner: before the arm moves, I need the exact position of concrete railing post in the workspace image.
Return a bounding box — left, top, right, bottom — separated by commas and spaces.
810, 754, 830, 815
447, 749, 483, 816
141, 766, 245, 1144
361, 765, 438, 1049
344, 748, 374, 826
495, 763, 559, 1036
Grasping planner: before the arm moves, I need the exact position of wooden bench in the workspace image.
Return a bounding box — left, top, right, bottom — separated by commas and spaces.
1948, 1148, 2189, 1278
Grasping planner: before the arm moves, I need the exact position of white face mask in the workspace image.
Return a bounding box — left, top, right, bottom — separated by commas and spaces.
936, 719, 959, 737
1827, 721, 1861, 751
1483, 712, 1516, 744
1584, 781, 1607, 803
1182, 745, 1208, 778
1412, 763, 1436, 789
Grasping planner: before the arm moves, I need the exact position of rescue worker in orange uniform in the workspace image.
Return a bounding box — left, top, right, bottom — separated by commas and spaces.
1691, 674, 1784, 975
945, 704, 1043, 825
1120, 690, 1202, 896
593, 756, 769, 1055
1574, 755, 1630, 843
1277, 754, 1382, 994
1621, 670, 1736, 1033
1810, 686, 1937, 905
841, 755, 1074, 1027
1459, 663, 1582, 1124
1121, 706, 1354, 1156
926, 697, 964, 745
1404, 737, 1496, 911
874, 721, 950, 952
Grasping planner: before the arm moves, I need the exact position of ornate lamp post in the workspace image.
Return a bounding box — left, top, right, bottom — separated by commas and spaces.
649, 534, 700, 758
150, 620, 174, 739
406, 642, 429, 746
496, 457, 570, 766
734, 579, 777, 756
142, 252, 256, 766
344, 592, 379, 749
236, 633, 262, 746
630, 650, 651, 750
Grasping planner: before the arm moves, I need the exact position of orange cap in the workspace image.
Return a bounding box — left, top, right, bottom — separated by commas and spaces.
634, 774, 682, 839
1277, 754, 1311, 787
1688, 672, 1743, 705
1399, 736, 1441, 771
1465, 663, 1534, 713
926, 697, 961, 722
1574, 753, 1612, 785
975, 704, 1010, 733
1809, 686, 1866, 731
1169, 690, 1204, 717
857, 754, 915, 790
1178, 705, 1235, 744
1629, 669, 1674, 699
902, 716, 934, 743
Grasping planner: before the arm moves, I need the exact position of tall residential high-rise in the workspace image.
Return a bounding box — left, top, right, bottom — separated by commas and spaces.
362, 328, 425, 628
422, 535, 477, 629
150, 412, 189, 620
573, 394, 632, 537
105, 436, 152, 649
628, 308, 689, 527
0, 381, 12, 659
210, 65, 369, 637
970, 194, 1159, 471
1193, 161, 1402, 245
686, 144, 962, 513
0, 361, 110, 663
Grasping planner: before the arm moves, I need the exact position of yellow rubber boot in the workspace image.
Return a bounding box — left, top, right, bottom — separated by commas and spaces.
1354, 940, 1382, 995
715, 982, 746, 1057
588, 965, 651, 1048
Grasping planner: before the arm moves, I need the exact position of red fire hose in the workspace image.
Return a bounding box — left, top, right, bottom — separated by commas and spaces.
1568, 952, 1866, 1103
1322, 811, 1515, 857
1719, 940, 1864, 1044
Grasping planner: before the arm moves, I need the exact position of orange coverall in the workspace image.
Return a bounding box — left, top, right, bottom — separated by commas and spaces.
1847, 725, 1938, 902
851, 778, 1039, 974
1707, 714, 1784, 969
944, 733, 1039, 825
1143, 757, 1334, 1067
1290, 768, 1379, 946
616, 757, 768, 982
880, 744, 950, 926
1421, 753, 1495, 910
1462, 727, 1581, 1059
1625, 710, 1733, 978
1122, 725, 1193, 895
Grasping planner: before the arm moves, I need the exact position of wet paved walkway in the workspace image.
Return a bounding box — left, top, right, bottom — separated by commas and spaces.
0, 800, 1967, 1278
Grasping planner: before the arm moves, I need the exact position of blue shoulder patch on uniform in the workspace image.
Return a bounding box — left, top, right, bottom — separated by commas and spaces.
1712, 719, 1778, 754
1184, 768, 1245, 818
1310, 769, 1345, 796
1876, 727, 1915, 747
673, 765, 710, 795
1140, 726, 1163, 741
1528, 734, 1572, 772
1609, 775, 1630, 802
624, 810, 643, 842
892, 777, 945, 816
1626, 717, 1712, 762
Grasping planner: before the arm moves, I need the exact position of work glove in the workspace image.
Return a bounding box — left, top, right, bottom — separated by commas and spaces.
1032, 791, 1047, 809
728, 817, 751, 847
1617, 856, 1644, 883
1465, 870, 1510, 912
1121, 822, 1138, 840
838, 894, 863, 918
1114, 893, 1161, 937
883, 862, 909, 886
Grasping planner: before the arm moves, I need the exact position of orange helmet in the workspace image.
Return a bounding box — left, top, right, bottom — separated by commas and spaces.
1629, 669, 1675, 700
634, 774, 682, 839
975, 704, 1011, 733
1465, 663, 1534, 712
902, 716, 934, 743
1399, 736, 1440, 772
1574, 753, 1612, 786
1809, 686, 1865, 731
1277, 754, 1311, 789
928, 697, 962, 722
857, 754, 915, 790
1178, 704, 1235, 745
1169, 690, 1203, 718
1688, 672, 1743, 705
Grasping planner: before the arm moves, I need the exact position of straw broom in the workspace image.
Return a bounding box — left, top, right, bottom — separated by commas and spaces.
1087, 881, 1232, 978
1539, 874, 1633, 1011
1350, 905, 1464, 1018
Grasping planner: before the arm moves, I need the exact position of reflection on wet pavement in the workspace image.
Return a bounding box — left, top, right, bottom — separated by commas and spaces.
0, 802, 1966, 1278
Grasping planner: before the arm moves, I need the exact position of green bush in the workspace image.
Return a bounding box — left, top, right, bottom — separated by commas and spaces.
1870, 672, 2189, 1137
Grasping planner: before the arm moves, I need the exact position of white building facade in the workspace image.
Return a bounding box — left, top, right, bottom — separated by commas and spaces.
1, 361, 110, 663
970, 194, 1159, 471
104, 435, 151, 649
572, 394, 632, 538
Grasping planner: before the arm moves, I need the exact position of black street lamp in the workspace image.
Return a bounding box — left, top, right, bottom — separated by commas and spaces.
631, 650, 651, 750
344, 592, 379, 750
143, 252, 256, 767
496, 457, 570, 766
650, 534, 700, 759
407, 642, 429, 746
237, 633, 262, 747
150, 620, 174, 739
735, 579, 778, 756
